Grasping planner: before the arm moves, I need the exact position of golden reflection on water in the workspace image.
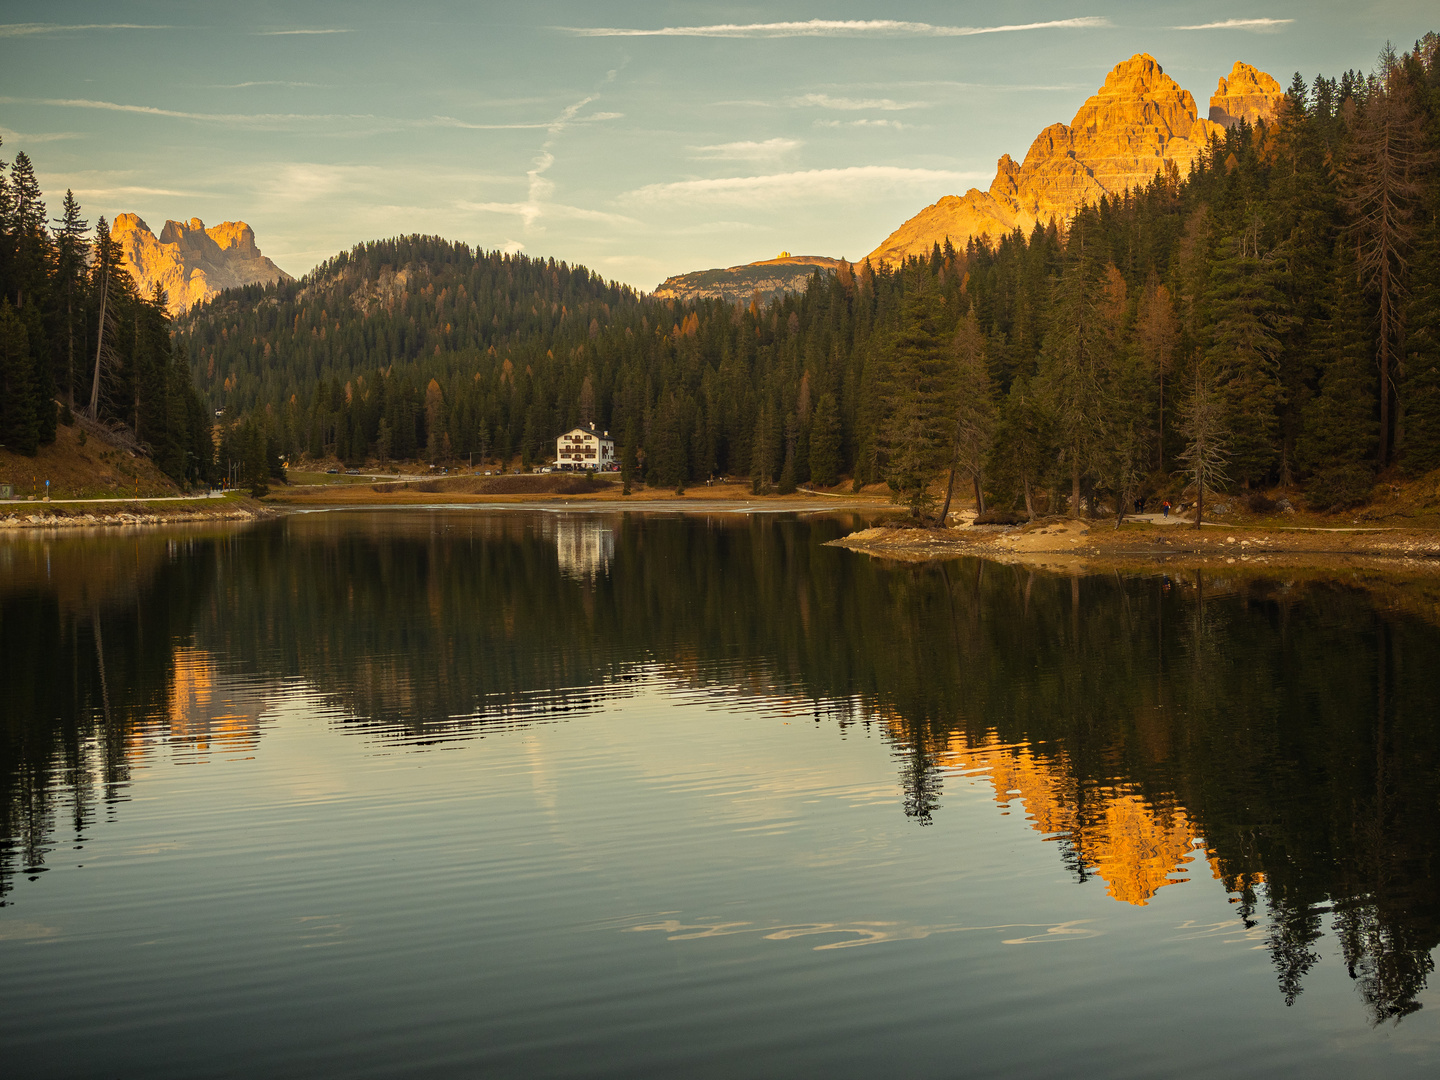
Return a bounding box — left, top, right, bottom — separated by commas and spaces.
164, 648, 263, 759
920, 722, 1261, 907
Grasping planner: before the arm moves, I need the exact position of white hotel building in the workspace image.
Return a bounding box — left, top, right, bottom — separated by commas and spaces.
555, 424, 617, 470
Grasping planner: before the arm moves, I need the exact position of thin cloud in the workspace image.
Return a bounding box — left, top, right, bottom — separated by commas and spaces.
65, 185, 199, 199
0, 96, 384, 127
256, 29, 354, 36
0, 125, 82, 143
0, 23, 173, 37
814, 119, 910, 130
690, 138, 800, 162
623, 166, 985, 207
458, 200, 640, 228
847, 80, 1083, 92
208, 81, 324, 89
559, 18, 1110, 38
1173, 19, 1293, 32
791, 93, 925, 111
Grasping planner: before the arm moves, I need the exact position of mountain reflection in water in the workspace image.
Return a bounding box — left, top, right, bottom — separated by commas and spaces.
3, 509, 1440, 1029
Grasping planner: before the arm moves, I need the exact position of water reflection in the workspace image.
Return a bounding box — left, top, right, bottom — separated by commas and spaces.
549, 514, 616, 582
3, 510, 1440, 1023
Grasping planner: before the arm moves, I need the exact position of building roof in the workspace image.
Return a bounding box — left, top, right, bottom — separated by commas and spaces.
557, 425, 614, 443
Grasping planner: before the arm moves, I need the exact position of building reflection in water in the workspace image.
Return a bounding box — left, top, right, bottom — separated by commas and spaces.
546, 514, 616, 582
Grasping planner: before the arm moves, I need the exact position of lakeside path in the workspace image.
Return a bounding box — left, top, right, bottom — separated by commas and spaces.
285, 497, 894, 515
265, 477, 896, 514
0, 482, 895, 531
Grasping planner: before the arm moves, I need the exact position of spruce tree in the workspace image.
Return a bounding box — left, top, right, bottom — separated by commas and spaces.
879, 277, 950, 519
51, 189, 88, 407
1036, 219, 1109, 517
1205, 216, 1287, 486
1343, 45, 1434, 463
938, 306, 994, 523
0, 300, 38, 455
808, 392, 842, 487
1177, 364, 1231, 528
1299, 246, 1379, 507
989, 374, 1053, 519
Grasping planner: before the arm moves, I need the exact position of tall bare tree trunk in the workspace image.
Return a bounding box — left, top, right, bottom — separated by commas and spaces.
88, 263, 109, 419
1343, 53, 1433, 467
938, 458, 958, 527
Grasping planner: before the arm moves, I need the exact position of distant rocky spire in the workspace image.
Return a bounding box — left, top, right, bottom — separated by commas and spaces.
110, 214, 293, 316
865, 54, 1285, 266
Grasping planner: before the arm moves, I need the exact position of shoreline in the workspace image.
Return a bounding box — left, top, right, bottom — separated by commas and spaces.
827, 518, 1440, 574
0, 499, 278, 531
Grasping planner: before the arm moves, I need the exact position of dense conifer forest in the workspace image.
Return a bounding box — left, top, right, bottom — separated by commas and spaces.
0, 141, 212, 485
10, 35, 1437, 514
181, 37, 1439, 513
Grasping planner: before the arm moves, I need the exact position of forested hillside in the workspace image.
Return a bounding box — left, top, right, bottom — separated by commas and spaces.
0, 142, 212, 485
182, 35, 1440, 512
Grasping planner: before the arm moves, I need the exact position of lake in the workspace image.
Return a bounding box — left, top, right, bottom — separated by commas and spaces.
3, 509, 1439, 1078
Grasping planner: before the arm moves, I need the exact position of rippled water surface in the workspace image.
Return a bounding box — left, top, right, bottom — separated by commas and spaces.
4, 510, 1440, 1078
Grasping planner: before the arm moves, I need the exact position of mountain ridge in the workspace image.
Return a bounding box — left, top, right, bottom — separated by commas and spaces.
653, 254, 844, 303
112, 214, 293, 316
865, 55, 1285, 265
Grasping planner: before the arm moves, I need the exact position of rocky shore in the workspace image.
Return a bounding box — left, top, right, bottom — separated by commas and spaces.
0, 501, 276, 530
829, 517, 1440, 573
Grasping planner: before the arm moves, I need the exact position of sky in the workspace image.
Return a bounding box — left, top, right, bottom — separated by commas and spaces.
2, 1, 1435, 290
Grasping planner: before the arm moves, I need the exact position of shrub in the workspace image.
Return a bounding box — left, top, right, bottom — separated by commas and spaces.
1246, 492, 1277, 513
1306, 464, 1374, 511
974, 510, 1028, 525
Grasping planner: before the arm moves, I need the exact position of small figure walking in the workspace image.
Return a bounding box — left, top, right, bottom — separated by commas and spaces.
1162, 500, 1171, 519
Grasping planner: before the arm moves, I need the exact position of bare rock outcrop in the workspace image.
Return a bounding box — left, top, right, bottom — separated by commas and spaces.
654, 255, 843, 303
866, 54, 1281, 266
111, 214, 293, 316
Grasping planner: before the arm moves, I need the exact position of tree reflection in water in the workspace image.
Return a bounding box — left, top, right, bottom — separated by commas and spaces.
3, 510, 1440, 1022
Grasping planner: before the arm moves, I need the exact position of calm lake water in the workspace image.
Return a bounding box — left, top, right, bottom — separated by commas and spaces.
3, 509, 1440, 1078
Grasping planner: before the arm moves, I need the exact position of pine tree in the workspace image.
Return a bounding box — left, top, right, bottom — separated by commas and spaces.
990, 374, 1053, 519
6, 152, 47, 311
938, 307, 995, 523
1134, 274, 1178, 469
808, 392, 842, 487
621, 419, 637, 494
1399, 194, 1440, 472
1178, 365, 1231, 528
879, 278, 951, 519
1299, 245, 1379, 507
1037, 220, 1110, 517
1343, 45, 1434, 463
0, 300, 39, 454
86, 215, 127, 420
1205, 215, 1287, 486
51, 189, 88, 407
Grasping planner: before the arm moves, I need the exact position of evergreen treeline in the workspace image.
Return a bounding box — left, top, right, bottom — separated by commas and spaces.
0, 141, 211, 484
184, 37, 1440, 512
